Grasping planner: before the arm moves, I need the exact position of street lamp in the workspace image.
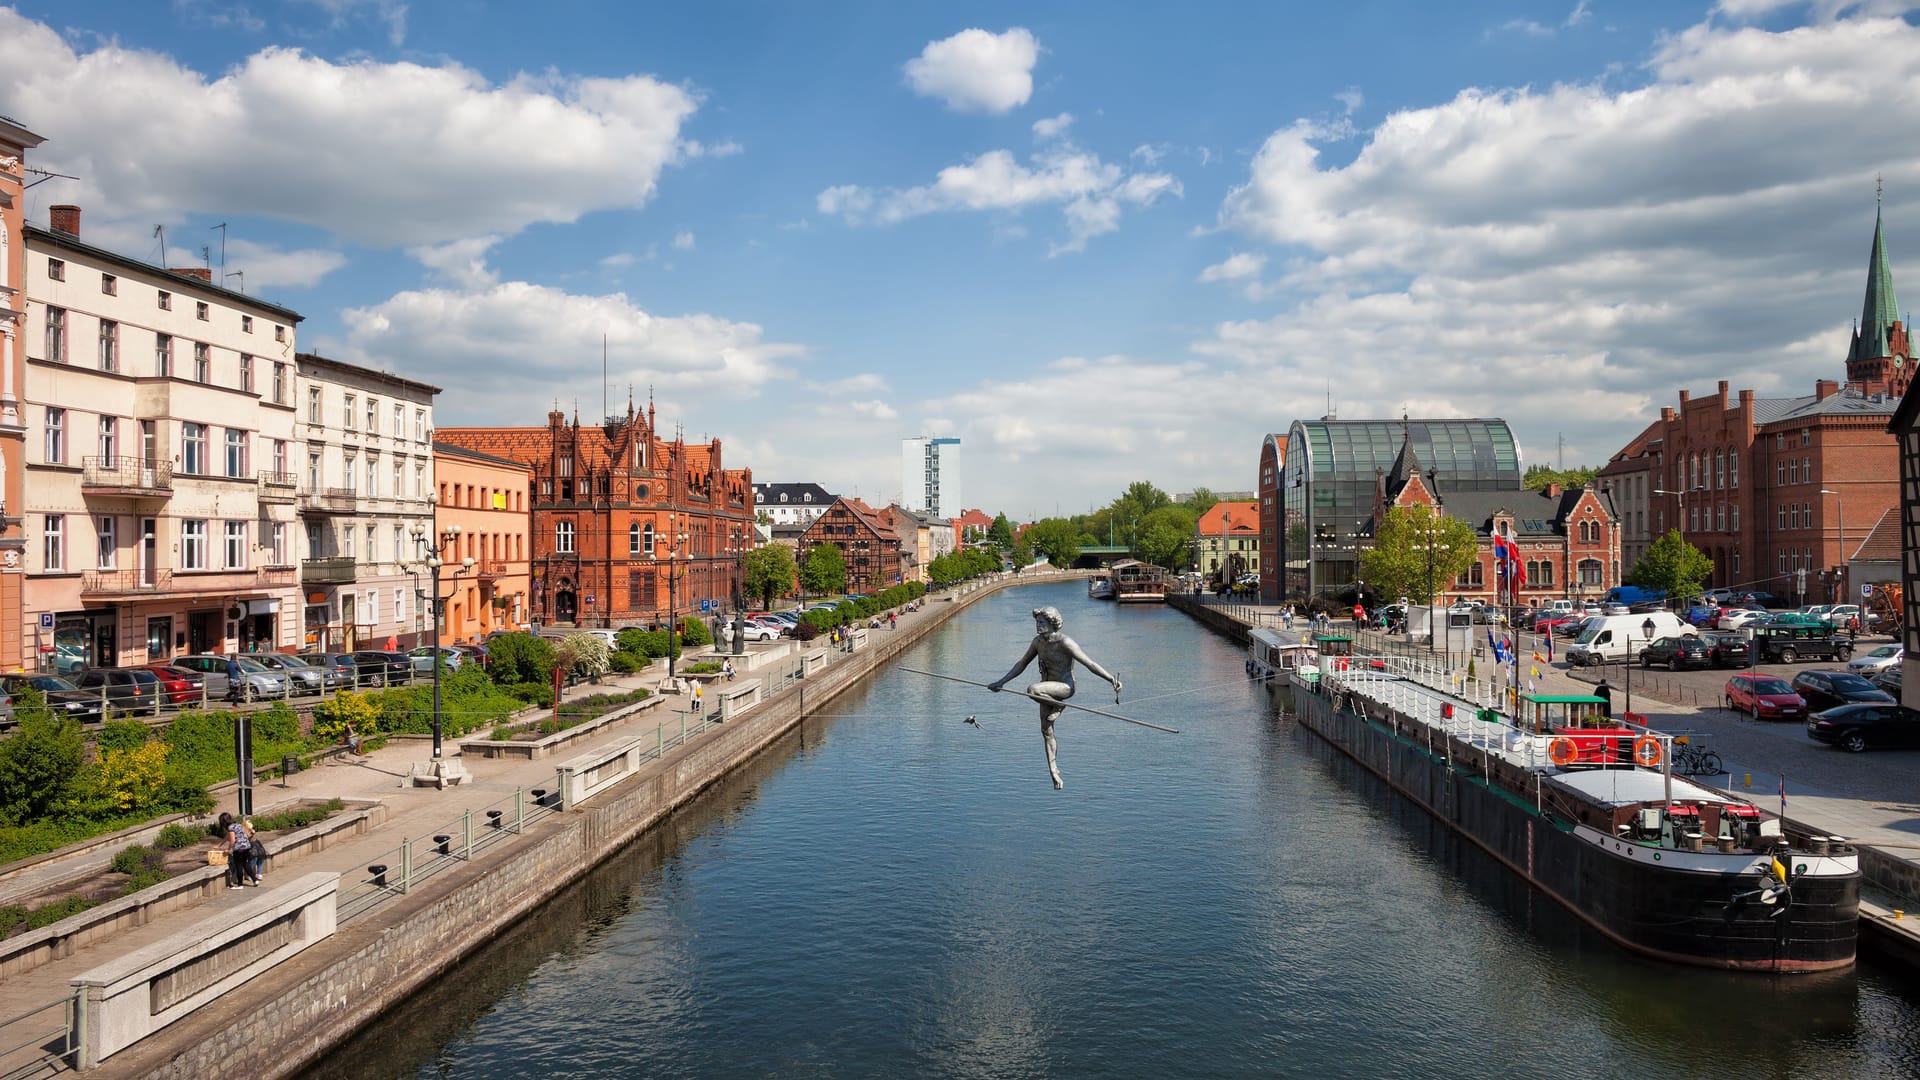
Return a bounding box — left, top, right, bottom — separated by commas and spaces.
1819, 489, 1845, 605
1625, 616, 1655, 717
407, 521, 474, 761
652, 517, 690, 677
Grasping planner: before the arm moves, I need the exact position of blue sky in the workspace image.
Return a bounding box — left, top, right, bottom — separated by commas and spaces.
5, 1, 1916, 517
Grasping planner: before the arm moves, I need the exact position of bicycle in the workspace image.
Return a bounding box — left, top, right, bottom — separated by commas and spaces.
1670, 736, 1723, 777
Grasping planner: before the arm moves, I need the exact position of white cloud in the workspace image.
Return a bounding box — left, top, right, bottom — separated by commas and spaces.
408, 235, 501, 289
903, 27, 1040, 113
1131, 144, 1166, 166
1492, 0, 1597, 37
1202, 12, 1920, 464
1334, 87, 1364, 115
292, 0, 408, 46
1032, 112, 1074, 140
1198, 252, 1267, 283
819, 146, 1180, 254
0, 9, 701, 247
339, 281, 806, 421
673, 229, 695, 251
1716, 0, 1920, 17
837, 399, 899, 421
599, 252, 637, 269
219, 238, 347, 289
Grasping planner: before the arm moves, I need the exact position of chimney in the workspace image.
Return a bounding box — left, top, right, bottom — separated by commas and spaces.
1678, 389, 1691, 406
1717, 380, 1729, 402
169, 267, 213, 283
1815, 379, 1839, 401
48, 204, 80, 237
1546, 482, 1563, 498
1661, 407, 1675, 421
1739, 388, 1754, 411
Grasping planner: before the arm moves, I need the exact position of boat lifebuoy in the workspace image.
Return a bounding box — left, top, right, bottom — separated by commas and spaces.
1632, 735, 1663, 767
1547, 737, 1576, 767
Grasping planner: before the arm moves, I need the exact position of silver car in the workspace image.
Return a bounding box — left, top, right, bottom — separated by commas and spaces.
177, 654, 288, 701
242, 653, 327, 696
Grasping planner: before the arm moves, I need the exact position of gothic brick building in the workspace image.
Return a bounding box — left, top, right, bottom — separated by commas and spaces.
799, 497, 901, 594
436, 400, 753, 629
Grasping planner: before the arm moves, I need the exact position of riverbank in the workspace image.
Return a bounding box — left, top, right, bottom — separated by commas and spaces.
1165, 593, 1920, 975
1, 571, 1077, 1079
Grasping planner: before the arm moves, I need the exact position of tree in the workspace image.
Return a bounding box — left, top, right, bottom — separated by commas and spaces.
1183, 487, 1219, 517
556, 633, 611, 679
1022, 518, 1082, 567
800, 543, 847, 596
0, 691, 84, 823
1357, 505, 1479, 606
742, 544, 798, 609
988, 513, 1015, 547
1629, 529, 1714, 601
485, 632, 557, 686
1134, 505, 1197, 569
1523, 464, 1598, 492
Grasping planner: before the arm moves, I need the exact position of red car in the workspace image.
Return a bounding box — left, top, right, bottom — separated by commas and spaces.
1725, 673, 1808, 722
143, 664, 204, 706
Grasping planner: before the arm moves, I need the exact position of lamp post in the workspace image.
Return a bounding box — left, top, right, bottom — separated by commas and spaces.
408, 522, 474, 761
1819, 489, 1845, 606
653, 517, 690, 677
1625, 616, 1655, 718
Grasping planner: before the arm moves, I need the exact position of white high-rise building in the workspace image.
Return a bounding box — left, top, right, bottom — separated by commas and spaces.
900, 436, 960, 519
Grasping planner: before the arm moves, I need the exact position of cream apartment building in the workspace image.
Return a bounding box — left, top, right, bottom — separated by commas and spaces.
23, 206, 304, 669
296, 352, 438, 650
0, 117, 46, 672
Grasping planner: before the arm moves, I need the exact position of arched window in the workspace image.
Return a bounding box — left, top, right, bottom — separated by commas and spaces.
1714, 448, 1724, 489
1728, 448, 1739, 488
643, 521, 655, 555
1537, 561, 1554, 586
629, 522, 642, 555
1579, 558, 1603, 586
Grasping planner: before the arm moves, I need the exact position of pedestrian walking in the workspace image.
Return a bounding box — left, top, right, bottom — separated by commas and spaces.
219, 812, 253, 890
889, 612, 897, 630
242, 817, 264, 885
1594, 678, 1613, 719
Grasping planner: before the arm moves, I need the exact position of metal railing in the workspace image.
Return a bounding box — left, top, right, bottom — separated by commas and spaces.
300, 488, 356, 512
301, 556, 357, 584
0, 990, 80, 1078
80, 455, 172, 492
337, 782, 563, 923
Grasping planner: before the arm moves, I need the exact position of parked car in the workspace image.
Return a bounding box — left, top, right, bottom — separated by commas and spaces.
408, 645, 465, 674
1626, 601, 1665, 614
1684, 605, 1721, 627
1701, 589, 1738, 605
1726, 674, 1809, 722
72, 668, 164, 717
1715, 609, 1770, 632
1696, 631, 1752, 669
244, 653, 328, 696
225, 656, 293, 701
0, 673, 105, 723
349, 650, 414, 687
1806, 702, 1920, 752
1871, 666, 1903, 695
451, 644, 490, 667
1737, 591, 1783, 608
1751, 624, 1854, 665
297, 652, 361, 690
1639, 635, 1711, 671
163, 655, 234, 698
143, 664, 206, 706
1826, 604, 1879, 630
1790, 670, 1895, 713
1602, 603, 1631, 616
1847, 644, 1904, 676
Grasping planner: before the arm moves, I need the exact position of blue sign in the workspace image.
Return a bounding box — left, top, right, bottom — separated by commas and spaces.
700, 599, 713, 613
38, 612, 53, 629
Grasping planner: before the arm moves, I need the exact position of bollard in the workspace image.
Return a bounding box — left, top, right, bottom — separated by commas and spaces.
435, 834, 453, 855
1897, 910, 1905, 920
369, 864, 388, 888
1744, 773, 1752, 789
531, 788, 548, 808
401, 842, 413, 894
486, 809, 503, 830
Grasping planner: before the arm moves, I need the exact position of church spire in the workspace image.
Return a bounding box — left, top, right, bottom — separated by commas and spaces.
1856, 202, 1901, 362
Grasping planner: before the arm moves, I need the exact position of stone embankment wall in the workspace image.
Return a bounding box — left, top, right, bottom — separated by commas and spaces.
96, 575, 1047, 1079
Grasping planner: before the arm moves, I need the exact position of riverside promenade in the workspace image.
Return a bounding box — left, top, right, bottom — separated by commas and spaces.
0, 571, 1073, 1078
1169, 593, 1920, 972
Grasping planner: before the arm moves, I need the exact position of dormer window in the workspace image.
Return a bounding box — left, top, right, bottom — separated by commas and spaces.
803, 493, 812, 502
780, 493, 789, 503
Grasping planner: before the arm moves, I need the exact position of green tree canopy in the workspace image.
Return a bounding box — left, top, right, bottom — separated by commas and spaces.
1357, 505, 1480, 605
1022, 518, 1082, 567
485, 632, 557, 685
1182, 487, 1219, 517
742, 544, 798, 609
1134, 505, 1197, 569
988, 513, 1015, 547
1629, 529, 1714, 601
1523, 464, 1598, 492
800, 543, 847, 596
0, 691, 85, 824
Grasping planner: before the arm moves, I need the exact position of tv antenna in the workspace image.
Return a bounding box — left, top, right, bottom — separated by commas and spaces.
154, 225, 168, 266
225, 270, 246, 294
210, 223, 227, 280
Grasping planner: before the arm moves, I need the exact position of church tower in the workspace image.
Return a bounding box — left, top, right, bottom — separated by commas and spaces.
1845, 201, 1912, 397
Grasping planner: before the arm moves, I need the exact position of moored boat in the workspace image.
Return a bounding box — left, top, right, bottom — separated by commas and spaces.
1280, 645, 1859, 973
1110, 559, 1167, 603
1088, 574, 1114, 600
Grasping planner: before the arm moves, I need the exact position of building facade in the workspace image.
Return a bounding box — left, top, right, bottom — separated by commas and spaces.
886, 504, 953, 583
23, 207, 306, 669
800, 497, 900, 594
437, 402, 753, 630
295, 353, 438, 651
951, 508, 994, 547
1276, 418, 1522, 600
752, 482, 835, 530
1196, 500, 1260, 583
0, 117, 45, 672
901, 435, 961, 519
1887, 388, 1920, 708
431, 442, 531, 645
1257, 434, 1286, 604
1596, 420, 1661, 578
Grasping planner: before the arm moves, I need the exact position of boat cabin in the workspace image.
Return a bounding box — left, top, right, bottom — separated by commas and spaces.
1551, 771, 1780, 853
1517, 692, 1637, 767
1247, 628, 1316, 679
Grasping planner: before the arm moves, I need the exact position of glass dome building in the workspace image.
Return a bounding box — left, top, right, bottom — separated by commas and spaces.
1278, 418, 1521, 599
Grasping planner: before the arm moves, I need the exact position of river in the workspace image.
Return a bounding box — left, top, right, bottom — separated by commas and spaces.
310, 579, 1920, 1079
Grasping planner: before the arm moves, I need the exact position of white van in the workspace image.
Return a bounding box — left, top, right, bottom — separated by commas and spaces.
1566, 611, 1697, 665
1543, 599, 1577, 615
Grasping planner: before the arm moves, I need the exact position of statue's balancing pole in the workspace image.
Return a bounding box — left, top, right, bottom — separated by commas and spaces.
900, 667, 1180, 734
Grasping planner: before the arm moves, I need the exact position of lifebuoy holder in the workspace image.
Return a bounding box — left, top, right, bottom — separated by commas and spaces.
1547, 737, 1576, 767
1632, 735, 1663, 767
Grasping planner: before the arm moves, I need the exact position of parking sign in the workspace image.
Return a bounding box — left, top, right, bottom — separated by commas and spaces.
37, 612, 52, 629
1861, 583, 1874, 598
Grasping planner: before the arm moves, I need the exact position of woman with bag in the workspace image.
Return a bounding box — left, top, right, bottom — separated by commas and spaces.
242, 817, 265, 886
218, 812, 253, 890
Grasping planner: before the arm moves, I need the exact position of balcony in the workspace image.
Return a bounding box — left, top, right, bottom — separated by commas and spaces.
81, 456, 172, 498
259, 471, 299, 503
301, 487, 357, 514
476, 560, 511, 580
301, 556, 358, 585
81, 567, 295, 597
81, 569, 170, 597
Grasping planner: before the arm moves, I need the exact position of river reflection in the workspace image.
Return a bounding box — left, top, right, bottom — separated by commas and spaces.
313, 581, 1920, 1080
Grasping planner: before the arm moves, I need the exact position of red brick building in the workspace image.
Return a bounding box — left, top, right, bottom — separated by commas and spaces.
1626, 208, 1907, 604
1373, 436, 1621, 606
952, 508, 994, 547
436, 401, 753, 628
799, 497, 901, 593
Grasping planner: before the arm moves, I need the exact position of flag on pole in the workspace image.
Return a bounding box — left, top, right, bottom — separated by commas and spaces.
1544, 633, 1554, 664
1779, 773, 1787, 817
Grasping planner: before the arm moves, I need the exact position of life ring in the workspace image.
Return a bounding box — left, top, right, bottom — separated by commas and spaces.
1632, 735, 1663, 767
1547, 737, 1576, 767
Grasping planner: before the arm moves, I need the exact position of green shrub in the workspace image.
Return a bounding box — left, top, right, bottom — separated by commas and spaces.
609, 651, 643, 674
0, 817, 134, 864
489, 725, 514, 741
0, 895, 95, 938
122, 867, 170, 894
486, 633, 557, 686
156, 823, 201, 850
95, 718, 151, 755
679, 617, 712, 647
158, 776, 214, 817
503, 682, 554, 709
252, 701, 301, 745
250, 797, 343, 833
110, 843, 165, 877
311, 692, 380, 743
0, 696, 85, 824
682, 661, 723, 675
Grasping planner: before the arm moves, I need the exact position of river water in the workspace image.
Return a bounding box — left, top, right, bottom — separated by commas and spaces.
312, 580, 1920, 1079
